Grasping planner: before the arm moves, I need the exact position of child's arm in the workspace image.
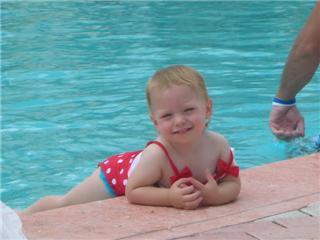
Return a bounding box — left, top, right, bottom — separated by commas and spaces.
126, 178, 202, 209
125, 145, 202, 209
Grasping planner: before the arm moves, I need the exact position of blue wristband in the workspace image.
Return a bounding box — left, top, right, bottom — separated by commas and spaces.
272, 97, 296, 106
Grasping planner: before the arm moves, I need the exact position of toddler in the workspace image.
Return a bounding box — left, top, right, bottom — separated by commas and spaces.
23, 65, 241, 214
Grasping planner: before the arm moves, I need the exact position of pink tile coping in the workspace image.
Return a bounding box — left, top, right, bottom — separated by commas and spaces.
21, 153, 320, 240
249, 216, 320, 240
188, 216, 320, 240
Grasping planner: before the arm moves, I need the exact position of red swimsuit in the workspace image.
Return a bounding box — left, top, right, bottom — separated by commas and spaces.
99, 141, 240, 196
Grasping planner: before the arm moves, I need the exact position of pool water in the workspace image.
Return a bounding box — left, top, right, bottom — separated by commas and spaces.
2, 1, 319, 209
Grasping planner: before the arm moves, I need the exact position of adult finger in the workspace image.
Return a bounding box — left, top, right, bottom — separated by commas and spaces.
270, 124, 287, 138
295, 118, 305, 137
272, 129, 294, 140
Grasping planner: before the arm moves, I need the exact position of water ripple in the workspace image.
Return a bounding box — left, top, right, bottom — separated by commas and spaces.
2, 1, 319, 209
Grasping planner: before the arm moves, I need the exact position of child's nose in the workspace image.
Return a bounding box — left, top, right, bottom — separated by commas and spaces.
174, 114, 186, 125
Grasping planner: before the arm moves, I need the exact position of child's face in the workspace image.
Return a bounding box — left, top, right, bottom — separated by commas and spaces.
149, 84, 212, 144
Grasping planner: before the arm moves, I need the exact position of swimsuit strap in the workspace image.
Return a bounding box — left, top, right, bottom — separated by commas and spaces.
219, 149, 234, 167
147, 141, 180, 176
228, 150, 234, 165
215, 149, 239, 179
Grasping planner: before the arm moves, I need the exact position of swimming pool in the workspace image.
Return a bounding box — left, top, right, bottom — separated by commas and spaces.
2, 1, 319, 209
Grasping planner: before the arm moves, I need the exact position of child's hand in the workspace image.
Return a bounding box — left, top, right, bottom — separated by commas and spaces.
168, 178, 203, 210
189, 169, 219, 206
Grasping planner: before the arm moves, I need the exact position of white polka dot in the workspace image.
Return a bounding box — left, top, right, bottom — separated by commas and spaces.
103, 160, 109, 164
120, 169, 124, 175
112, 178, 117, 185
129, 159, 133, 164
106, 168, 111, 174
123, 179, 127, 186
117, 159, 123, 164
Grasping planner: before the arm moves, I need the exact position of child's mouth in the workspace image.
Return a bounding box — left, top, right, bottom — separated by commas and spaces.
173, 127, 193, 134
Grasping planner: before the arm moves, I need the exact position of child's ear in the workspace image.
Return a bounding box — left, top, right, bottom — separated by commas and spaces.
206, 99, 213, 117
150, 114, 158, 126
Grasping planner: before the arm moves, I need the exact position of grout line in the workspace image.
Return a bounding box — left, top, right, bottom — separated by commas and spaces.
167, 233, 198, 240
299, 209, 314, 217
272, 220, 287, 229
246, 232, 261, 240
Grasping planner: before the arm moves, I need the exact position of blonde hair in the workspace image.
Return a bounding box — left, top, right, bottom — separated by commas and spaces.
146, 65, 209, 110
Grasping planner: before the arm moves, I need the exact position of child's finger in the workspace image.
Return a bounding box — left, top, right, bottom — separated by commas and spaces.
179, 183, 188, 188
180, 184, 195, 195
183, 196, 203, 210
205, 169, 215, 182
173, 178, 191, 187
182, 190, 201, 202
188, 178, 204, 190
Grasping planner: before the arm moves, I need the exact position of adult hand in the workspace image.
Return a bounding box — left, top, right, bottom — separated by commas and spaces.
189, 169, 219, 206
168, 178, 203, 210
269, 105, 305, 140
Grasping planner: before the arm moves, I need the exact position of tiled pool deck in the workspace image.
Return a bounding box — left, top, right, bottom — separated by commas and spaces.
21, 153, 319, 240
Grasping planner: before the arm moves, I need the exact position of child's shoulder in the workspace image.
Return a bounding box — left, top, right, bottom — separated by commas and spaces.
207, 131, 230, 146
141, 140, 169, 164
207, 131, 232, 162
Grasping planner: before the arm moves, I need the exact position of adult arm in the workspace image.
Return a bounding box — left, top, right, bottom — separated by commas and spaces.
270, 2, 320, 139
276, 2, 320, 100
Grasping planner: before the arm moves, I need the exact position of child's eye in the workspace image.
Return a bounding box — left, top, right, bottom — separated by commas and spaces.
184, 108, 195, 112
161, 113, 172, 119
